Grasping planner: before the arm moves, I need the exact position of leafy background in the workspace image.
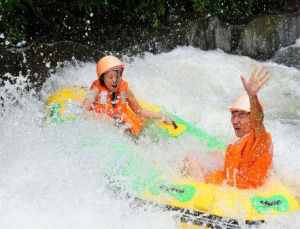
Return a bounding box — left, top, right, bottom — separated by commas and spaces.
0, 0, 297, 44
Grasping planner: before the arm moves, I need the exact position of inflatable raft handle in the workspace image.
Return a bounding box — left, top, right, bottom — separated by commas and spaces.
172, 121, 178, 129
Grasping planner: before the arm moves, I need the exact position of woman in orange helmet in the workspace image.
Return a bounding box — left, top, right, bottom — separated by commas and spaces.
82, 55, 173, 137
182, 65, 273, 189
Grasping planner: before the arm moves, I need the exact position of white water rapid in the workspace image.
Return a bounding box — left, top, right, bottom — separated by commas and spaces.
1, 45, 300, 228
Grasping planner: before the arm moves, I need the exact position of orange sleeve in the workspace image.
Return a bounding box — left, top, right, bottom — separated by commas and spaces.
204, 170, 225, 185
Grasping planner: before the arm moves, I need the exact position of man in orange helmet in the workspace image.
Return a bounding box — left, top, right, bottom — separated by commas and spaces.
82, 55, 173, 137
183, 65, 273, 189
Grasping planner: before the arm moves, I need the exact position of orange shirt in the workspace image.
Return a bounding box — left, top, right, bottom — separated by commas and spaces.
204, 129, 273, 189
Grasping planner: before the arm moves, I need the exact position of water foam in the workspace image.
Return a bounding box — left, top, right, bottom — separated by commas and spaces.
1, 46, 300, 228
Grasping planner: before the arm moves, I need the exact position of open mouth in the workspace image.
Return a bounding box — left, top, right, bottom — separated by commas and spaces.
234, 126, 241, 132
112, 85, 118, 88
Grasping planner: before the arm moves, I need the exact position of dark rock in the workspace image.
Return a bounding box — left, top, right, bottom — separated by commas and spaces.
1, 41, 108, 91
272, 46, 300, 69
235, 11, 300, 59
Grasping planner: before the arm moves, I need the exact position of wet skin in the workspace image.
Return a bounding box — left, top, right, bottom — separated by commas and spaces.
231, 110, 252, 138
103, 70, 122, 92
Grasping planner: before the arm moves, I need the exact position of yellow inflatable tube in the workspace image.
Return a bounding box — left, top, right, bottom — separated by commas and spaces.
45, 86, 300, 228
140, 174, 300, 228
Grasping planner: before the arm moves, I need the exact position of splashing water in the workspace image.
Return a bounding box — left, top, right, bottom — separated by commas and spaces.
1, 46, 300, 228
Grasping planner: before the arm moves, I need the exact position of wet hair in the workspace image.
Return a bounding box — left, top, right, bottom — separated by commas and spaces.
99, 74, 106, 87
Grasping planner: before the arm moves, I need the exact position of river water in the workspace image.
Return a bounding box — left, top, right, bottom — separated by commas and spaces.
0, 44, 300, 228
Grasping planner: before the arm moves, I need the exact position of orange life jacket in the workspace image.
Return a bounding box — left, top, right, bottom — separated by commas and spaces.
90, 80, 143, 137
204, 129, 273, 189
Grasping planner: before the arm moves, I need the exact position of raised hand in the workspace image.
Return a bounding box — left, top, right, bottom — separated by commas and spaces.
240, 65, 270, 96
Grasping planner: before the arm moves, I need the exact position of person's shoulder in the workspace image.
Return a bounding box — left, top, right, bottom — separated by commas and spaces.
251, 127, 272, 142
256, 129, 273, 154
121, 80, 128, 88
259, 128, 272, 140
90, 79, 100, 90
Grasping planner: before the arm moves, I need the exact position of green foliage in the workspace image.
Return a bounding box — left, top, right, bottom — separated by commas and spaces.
0, 0, 27, 43
77, 0, 168, 27
0, 0, 177, 44
0, 0, 296, 44
191, 0, 255, 22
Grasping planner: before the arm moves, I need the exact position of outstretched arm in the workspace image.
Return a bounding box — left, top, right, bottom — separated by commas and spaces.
240, 65, 270, 138
127, 88, 174, 123
82, 87, 99, 119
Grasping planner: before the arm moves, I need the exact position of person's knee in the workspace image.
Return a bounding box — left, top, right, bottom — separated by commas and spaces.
211, 150, 224, 159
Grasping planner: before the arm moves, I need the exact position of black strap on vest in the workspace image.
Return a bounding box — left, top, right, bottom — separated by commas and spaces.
111, 92, 117, 107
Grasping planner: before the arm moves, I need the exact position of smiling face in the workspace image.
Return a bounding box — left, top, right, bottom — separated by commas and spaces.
231, 110, 252, 138
103, 69, 122, 92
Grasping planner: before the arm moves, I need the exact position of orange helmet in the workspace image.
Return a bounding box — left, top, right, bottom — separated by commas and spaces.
229, 94, 263, 113
96, 56, 125, 78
